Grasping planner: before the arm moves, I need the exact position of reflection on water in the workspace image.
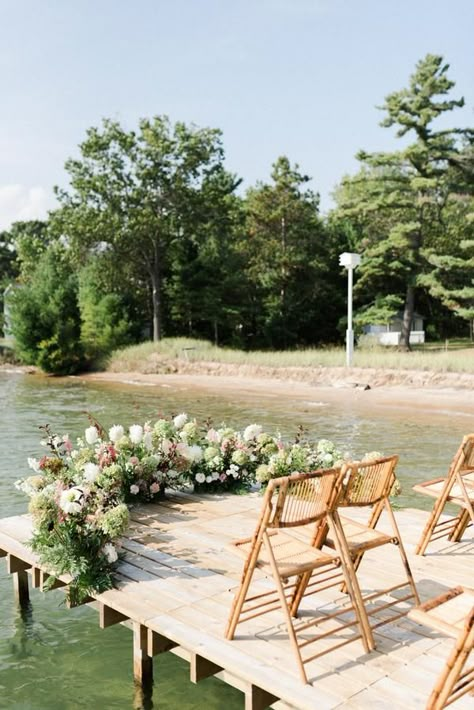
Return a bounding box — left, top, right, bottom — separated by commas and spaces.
0, 372, 470, 708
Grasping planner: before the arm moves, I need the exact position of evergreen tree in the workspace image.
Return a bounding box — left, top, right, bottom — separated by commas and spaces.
10, 244, 84, 374
333, 55, 473, 348
241, 157, 344, 348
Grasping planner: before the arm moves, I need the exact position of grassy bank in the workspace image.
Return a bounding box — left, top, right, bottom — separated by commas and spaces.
106, 337, 474, 375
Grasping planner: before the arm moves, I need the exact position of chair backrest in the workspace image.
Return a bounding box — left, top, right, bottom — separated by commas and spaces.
338, 455, 399, 507
263, 468, 342, 529
451, 434, 474, 476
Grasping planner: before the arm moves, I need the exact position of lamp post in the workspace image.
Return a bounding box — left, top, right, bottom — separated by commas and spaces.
339, 252, 361, 367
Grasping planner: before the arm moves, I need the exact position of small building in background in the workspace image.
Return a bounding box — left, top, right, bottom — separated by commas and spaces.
363, 312, 425, 346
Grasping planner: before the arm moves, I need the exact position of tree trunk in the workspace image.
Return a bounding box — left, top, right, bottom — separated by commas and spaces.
150, 267, 161, 342
400, 285, 415, 351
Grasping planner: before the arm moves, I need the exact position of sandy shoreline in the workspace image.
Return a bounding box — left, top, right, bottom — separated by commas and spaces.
81, 369, 474, 419
3, 361, 473, 418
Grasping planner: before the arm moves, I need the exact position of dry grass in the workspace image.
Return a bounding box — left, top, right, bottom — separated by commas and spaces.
106, 337, 474, 375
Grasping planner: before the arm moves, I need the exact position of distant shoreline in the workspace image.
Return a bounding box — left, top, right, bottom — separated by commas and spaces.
81, 367, 474, 420
3, 361, 474, 419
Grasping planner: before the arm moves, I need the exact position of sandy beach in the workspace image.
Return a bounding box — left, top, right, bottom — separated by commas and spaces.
82, 368, 474, 420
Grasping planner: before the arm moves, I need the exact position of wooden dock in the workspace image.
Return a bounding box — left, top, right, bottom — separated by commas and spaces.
1, 492, 473, 709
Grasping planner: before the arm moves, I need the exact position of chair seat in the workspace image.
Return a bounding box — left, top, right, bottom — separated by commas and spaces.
325, 516, 394, 553
408, 586, 474, 639
232, 531, 338, 578
413, 471, 474, 506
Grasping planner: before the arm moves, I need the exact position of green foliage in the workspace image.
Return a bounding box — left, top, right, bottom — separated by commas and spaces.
55, 116, 238, 343
332, 54, 473, 348
30, 519, 115, 606
10, 245, 85, 374
240, 156, 345, 348
78, 257, 140, 365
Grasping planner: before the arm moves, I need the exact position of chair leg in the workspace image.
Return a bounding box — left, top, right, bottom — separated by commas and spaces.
427, 624, 474, 709
385, 502, 420, 605
340, 497, 386, 594
225, 538, 264, 640
262, 533, 309, 684
450, 508, 472, 542
329, 512, 375, 653
225, 563, 256, 640
415, 494, 449, 556
290, 570, 312, 618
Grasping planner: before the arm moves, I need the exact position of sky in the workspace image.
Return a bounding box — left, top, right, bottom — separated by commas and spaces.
1, 0, 473, 230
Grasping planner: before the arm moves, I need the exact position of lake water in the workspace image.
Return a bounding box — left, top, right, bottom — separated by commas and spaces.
0, 372, 470, 709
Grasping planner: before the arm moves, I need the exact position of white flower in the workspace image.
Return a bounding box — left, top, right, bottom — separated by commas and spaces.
173, 413, 188, 430
143, 431, 153, 450
243, 424, 262, 441
168, 469, 179, 478
206, 475, 213, 483
85, 426, 99, 445
102, 543, 118, 563
195, 472, 206, 484
109, 425, 124, 442
27, 457, 41, 472
130, 484, 139, 495
129, 425, 143, 444
59, 487, 84, 515
211, 471, 219, 480
180, 444, 203, 463
83, 462, 100, 483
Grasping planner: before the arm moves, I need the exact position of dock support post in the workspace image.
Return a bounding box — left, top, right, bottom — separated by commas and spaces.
133, 622, 153, 689
7, 555, 31, 608
245, 684, 279, 710
13, 570, 30, 607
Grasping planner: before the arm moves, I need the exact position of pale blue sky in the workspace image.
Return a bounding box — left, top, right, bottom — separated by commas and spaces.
1, 0, 473, 228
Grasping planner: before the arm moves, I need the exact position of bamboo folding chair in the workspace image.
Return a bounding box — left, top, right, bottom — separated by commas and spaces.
322, 455, 420, 629
414, 434, 474, 556
408, 586, 474, 709
225, 468, 375, 684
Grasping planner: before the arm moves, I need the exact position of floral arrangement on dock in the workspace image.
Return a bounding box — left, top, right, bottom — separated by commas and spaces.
16, 413, 347, 603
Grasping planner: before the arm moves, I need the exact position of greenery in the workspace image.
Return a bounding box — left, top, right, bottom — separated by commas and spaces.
332, 55, 473, 349
2, 53, 473, 373
16, 415, 346, 602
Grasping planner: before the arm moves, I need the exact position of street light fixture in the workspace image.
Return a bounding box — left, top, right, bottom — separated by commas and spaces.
339, 252, 361, 367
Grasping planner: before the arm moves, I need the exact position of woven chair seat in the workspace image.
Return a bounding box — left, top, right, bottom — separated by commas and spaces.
409, 586, 474, 638
413, 472, 474, 505
233, 532, 337, 578
325, 516, 394, 553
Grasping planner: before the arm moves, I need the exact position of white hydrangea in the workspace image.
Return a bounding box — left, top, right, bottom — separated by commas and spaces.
243, 424, 262, 441
83, 462, 100, 483
85, 426, 99, 445
186, 445, 203, 463
143, 431, 153, 450
173, 413, 188, 429
102, 543, 118, 563
109, 425, 124, 442
129, 425, 143, 444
